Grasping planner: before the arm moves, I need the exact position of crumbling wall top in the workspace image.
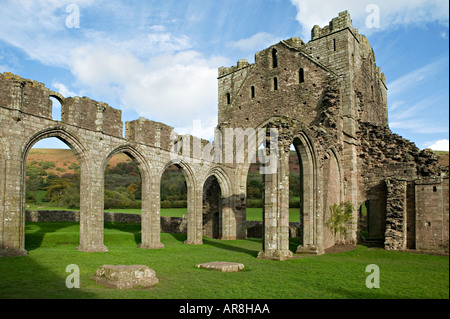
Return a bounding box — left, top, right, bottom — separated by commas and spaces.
311, 11, 358, 40
218, 59, 252, 78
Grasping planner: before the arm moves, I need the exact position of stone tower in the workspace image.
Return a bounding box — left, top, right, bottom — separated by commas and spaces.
215, 11, 447, 259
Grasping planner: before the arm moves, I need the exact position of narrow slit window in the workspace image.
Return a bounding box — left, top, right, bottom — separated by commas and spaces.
299, 68, 305, 83
251, 86, 255, 99
50, 96, 62, 121
273, 77, 278, 91
226, 93, 231, 105
333, 38, 336, 51
272, 48, 278, 68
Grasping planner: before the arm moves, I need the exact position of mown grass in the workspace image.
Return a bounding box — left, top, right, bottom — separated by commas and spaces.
0, 222, 448, 299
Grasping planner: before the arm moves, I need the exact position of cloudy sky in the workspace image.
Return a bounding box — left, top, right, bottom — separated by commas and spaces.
0, 0, 448, 151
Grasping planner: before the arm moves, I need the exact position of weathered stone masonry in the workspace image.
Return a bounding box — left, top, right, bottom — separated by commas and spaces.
0, 11, 448, 259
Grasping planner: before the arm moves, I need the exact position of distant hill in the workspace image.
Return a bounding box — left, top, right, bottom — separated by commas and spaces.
27, 149, 132, 176
434, 151, 449, 167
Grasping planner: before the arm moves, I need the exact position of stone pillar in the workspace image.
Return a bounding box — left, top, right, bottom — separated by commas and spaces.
236, 165, 249, 240
258, 148, 293, 261
0, 150, 27, 257
221, 196, 236, 240
77, 162, 108, 252
139, 174, 164, 249
384, 179, 407, 250
185, 183, 203, 245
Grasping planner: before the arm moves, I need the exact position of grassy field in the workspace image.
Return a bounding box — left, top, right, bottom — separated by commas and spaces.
0, 222, 448, 300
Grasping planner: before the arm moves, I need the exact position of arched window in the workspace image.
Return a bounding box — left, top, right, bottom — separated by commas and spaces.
299, 68, 305, 84
50, 96, 62, 121
272, 48, 278, 68
273, 77, 278, 91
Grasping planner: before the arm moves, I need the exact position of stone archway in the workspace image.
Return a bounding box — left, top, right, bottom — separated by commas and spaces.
19, 127, 102, 253
103, 145, 164, 250
322, 148, 344, 248
160, 159, 202, 245
256, 128, 323, 260
291, 133, 323, 255
203, 175, 222, 239
202, 166, 235, 240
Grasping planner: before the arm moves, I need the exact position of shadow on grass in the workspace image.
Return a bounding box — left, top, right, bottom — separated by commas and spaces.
104, 222, 141, 245
202, 238, 260, 258
244, 237, 301, 255
0, 258, 99, 299
25, 222, 80, 251
169, 233, 188, 243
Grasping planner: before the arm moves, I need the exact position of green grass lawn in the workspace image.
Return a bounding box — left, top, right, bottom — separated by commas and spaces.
0, 222, 448, 299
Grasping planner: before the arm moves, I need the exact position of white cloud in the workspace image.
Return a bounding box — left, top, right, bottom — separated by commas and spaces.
425, 139, 449, 151
387, 58, 447, 97
231, 32, 285, 52
0, 1, 232, 139
174, 117, 219, 141
52, 81, 77, 97
68, 45, 230, 136
290, 0, 449, 40
390, 119, 449, 134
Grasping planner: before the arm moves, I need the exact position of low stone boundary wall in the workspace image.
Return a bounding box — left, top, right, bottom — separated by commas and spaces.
25, 210, 186, 234
247, 220, 301, 238
25, 210, 300, 238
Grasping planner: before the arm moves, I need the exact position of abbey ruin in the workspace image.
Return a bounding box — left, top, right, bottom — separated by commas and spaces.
0, 11, 448, 259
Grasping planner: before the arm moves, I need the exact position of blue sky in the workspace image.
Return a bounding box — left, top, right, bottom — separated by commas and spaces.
0, 0, 448, 151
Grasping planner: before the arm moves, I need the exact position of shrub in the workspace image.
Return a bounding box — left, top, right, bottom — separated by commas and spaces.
326, 201, 354, 240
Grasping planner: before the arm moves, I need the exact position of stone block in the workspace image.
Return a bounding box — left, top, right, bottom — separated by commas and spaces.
91, 265, 159, 289
196, 262, 244, 272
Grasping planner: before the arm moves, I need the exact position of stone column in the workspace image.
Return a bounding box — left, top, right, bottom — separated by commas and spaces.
258, 148, 293, 261
77, 162, 108, 252
185, 183, 203, 245
221, 196, 237, 240
139, 175, 164, 249
0, 149, 27, 257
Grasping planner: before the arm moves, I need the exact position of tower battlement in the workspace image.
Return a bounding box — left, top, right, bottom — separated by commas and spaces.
311, 10, 358, 40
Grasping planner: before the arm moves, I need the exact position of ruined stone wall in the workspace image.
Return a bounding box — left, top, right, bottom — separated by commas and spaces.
385, 179, 407, 250
358, 122, 448, 251
415, 177, 449, 252
215, 11, 393, 254
0, 72, 240, 256
218, 43, 338, 131
300, 11, 389, 243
